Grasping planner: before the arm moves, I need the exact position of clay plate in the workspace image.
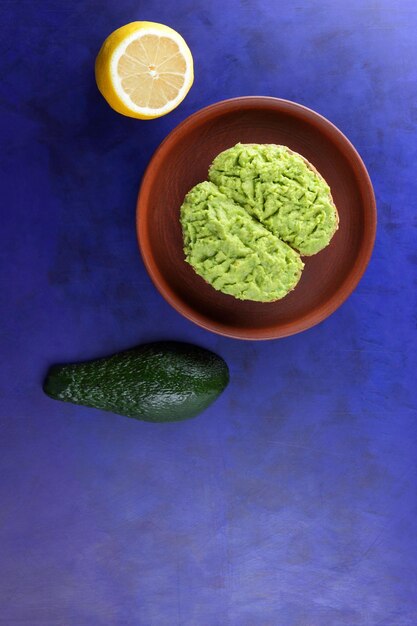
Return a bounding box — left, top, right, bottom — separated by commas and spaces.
137, 97, 376, 340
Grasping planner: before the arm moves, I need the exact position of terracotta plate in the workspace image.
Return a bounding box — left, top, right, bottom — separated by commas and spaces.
137, 97, 376, 340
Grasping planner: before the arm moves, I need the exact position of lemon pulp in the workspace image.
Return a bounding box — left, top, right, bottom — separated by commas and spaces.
95, 22, 194, 119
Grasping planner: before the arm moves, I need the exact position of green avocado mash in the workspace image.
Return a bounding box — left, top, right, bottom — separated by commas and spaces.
209, 143, 338, 256
180, 143, 338, 302
181, 181, 303, 302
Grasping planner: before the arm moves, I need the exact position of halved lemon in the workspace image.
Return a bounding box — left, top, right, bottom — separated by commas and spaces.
95, 22, 194, 119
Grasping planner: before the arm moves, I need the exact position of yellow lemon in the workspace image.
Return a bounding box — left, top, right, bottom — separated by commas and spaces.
95, 22, 194, 119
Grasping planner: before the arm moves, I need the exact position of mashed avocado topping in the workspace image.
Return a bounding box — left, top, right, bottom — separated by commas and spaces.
181, 182, 303, 302
180, 144, 338, 302
209, 144, 338, 256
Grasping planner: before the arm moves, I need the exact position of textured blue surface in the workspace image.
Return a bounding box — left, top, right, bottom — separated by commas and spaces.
1, 1, 417, 624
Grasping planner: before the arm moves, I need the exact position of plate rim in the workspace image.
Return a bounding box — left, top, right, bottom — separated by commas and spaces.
137, 96, 377, 340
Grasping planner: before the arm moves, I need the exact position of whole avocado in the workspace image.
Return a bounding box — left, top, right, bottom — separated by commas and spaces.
44, 342, 229, 422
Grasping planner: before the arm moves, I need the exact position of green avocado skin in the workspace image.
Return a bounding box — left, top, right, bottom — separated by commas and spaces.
43, 342, 229, 422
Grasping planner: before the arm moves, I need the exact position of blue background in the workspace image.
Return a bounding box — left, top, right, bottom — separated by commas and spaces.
1, 1, 416, 624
